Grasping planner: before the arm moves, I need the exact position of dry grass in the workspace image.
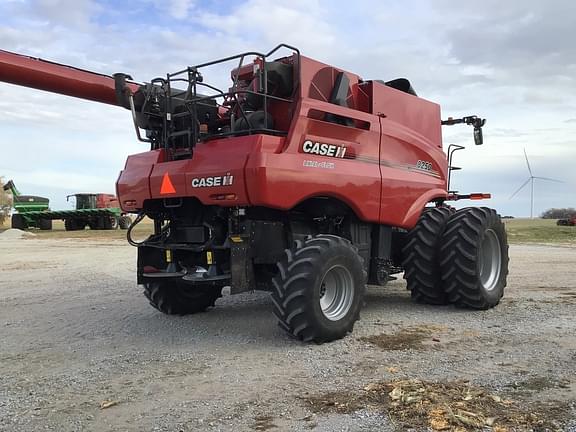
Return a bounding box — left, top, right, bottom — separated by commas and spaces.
302, 379, 572, 431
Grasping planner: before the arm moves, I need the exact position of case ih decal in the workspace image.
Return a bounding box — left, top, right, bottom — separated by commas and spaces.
191, 173, 234, 188
302, 140, 347, 158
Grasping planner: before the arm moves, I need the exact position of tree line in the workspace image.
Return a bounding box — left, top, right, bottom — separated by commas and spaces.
541, 208, 576, 219
0, 177, 13, 225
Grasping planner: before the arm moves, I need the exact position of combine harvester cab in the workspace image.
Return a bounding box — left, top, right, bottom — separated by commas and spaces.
0, 46, 508, 343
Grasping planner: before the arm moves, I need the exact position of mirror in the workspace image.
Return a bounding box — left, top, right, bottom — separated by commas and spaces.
474, 127, 483, 145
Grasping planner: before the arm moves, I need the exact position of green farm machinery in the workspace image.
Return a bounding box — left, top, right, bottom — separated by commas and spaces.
4, 180, 52, 230
3, 180, 132, 231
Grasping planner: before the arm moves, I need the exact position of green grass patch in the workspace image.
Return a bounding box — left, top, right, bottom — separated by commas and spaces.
504, 218, 576, 245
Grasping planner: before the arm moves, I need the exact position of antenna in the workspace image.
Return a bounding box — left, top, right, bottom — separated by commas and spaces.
510, 149, 563, 218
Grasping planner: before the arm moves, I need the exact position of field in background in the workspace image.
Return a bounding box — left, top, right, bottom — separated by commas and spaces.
504, 218, 576, 244
0, 218, 155, 241
2, 217, 575, 245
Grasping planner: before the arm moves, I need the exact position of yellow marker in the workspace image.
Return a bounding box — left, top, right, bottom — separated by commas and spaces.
230, 236, 243, 243
206, 251, 213, 265
165, 249, 172, 263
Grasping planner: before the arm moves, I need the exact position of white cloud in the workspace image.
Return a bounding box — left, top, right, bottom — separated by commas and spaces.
147, 0, 195, 19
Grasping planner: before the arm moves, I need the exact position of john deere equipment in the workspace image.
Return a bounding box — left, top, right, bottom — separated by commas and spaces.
3, 180, 52, 230
61, 193, 132, 231
3, 180, 131, 231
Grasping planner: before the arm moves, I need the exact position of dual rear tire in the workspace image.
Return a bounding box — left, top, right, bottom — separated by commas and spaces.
403, 207, 508, 309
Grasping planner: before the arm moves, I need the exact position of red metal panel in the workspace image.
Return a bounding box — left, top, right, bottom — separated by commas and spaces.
120, 136, 284, 209
378, 115, 448, 228
246, 99, 382, 222
0, 50, 139, 106
367, 81, 442, 148
117, 150, 164, 211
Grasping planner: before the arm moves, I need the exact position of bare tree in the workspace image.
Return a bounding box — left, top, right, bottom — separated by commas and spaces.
0, 176, 13, 226
541, 208, 576, 219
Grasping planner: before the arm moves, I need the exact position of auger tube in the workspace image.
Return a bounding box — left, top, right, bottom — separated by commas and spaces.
0, 49, 139, 106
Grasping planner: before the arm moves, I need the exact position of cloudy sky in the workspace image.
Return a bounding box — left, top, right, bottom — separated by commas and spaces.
0, 0, 575, 215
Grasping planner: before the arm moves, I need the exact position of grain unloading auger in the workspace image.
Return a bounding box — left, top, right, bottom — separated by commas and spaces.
0, 46, 508, 343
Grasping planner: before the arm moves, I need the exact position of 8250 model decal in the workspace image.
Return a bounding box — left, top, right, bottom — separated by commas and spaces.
302, 140, 347, 158
416, 160, 433, 171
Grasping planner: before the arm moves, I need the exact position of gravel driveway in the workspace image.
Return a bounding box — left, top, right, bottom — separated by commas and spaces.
1, 237, 575, 431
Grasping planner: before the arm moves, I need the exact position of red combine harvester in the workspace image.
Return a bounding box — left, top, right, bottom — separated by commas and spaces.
0, 45, 508, 342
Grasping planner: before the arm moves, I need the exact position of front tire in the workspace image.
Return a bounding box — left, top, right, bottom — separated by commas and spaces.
402, 207, 452, 305
143, 282, 222, 315
271, 234, 366, 343
439, 207, 509, 309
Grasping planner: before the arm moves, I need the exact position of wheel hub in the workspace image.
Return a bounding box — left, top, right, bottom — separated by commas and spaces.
319, 265, 354, 321
478, 229, 502, 291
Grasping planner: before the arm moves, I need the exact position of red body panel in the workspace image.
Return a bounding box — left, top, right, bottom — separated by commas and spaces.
96, 194, 119, 209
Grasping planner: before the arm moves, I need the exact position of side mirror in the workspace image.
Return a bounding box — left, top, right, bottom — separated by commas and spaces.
474, 127, 483, 145
441, 115, 486, 145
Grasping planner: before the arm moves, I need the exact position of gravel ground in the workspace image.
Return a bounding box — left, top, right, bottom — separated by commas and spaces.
0, 237, 575, 431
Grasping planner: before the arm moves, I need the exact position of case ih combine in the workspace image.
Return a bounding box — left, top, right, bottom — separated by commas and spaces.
0, 45, 508, 342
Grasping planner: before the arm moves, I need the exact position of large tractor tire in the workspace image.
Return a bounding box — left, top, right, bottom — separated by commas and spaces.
11, 214, 27, 230
65, 218, 83, 231
119, 215, 132, 230
271, 234, 366, 343
110, 217, 119, 230
402, 207, 453, 305
100, 216, 118, 230
143, 282, 222, 315
38, 218, 52, 230
439, 207, 509, 309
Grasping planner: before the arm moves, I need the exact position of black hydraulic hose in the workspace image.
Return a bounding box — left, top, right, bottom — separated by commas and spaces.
126, 212, 146, 247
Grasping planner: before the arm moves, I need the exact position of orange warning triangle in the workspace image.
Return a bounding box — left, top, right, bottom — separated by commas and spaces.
160, 173, 176, 194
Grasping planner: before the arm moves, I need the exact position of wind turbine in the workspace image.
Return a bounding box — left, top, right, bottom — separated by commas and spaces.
510, 149, 563, 218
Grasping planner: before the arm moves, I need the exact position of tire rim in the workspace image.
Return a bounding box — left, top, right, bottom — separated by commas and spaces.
478, 229, 502, 291
319, 265, 354, 321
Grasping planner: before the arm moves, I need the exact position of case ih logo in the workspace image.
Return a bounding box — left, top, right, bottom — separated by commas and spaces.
302, 140, 347, 158
191, 174, 234, 188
